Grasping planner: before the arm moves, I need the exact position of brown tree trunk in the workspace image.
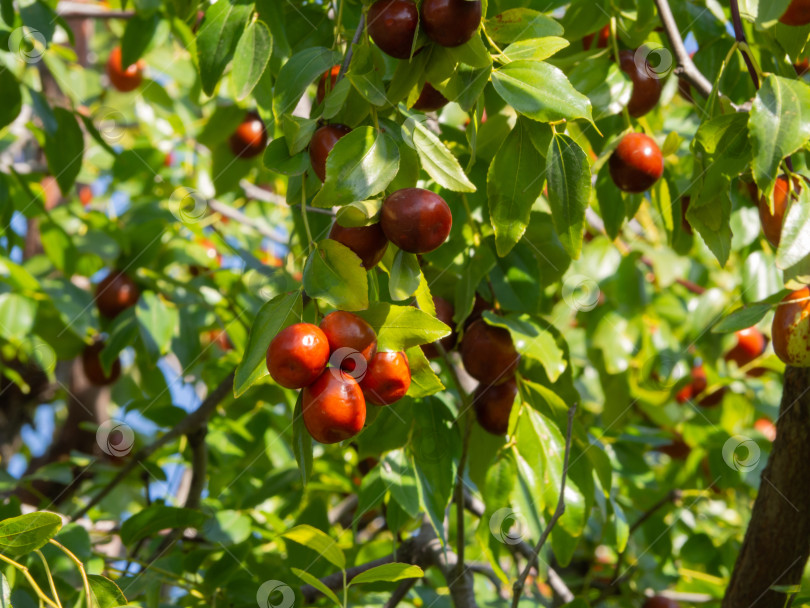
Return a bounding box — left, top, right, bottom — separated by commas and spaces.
723, 366, 810, 607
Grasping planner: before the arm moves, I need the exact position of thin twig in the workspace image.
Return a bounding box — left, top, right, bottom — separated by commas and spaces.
384, 579, 418, 608
338, 14, 366, 81
49, 540, 92, 608
208, 200, 288, 244
729, 0, 760, 89
0, 553, 60, 608
35, 551, 63, 608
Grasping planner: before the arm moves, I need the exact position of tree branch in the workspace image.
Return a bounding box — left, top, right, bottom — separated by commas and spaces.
56, 2, 134, 18
383, 579, 417, 608
337, 14, 366, 82
729, 0, 760, 89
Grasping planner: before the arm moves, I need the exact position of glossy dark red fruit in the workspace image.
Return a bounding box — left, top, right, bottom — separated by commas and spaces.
380, 188, 452, 254
317, 65, 341, 105
422, 296, 457, 359
367, 0, 419, 59
780, 0, 810, 25
360, 351, 411, 405
474, 378, 517, 435
643, 596, 680, 608
106, 47, 144, 92
658, 438, 691, 460
413, 83, 450, 112
309, 124, 351, 182
461, 319, 520, 386
266, 323, 330, 389
725, 328, 767, 369
329, 222, 389, 269
303, 370, 366, 443
421, 0, 482, 47
82, 341, 121, 386
583, 24, 610, 50
758, 175, 798, 247
228, 112, 268, 159
95, 271, 140, 319
772, 287, 810, 367
609, 132, 664, 193
618, 49, 663, 118
319, 311, 378, 368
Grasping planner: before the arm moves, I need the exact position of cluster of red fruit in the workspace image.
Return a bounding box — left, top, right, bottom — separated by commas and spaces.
266, 311, 411, 444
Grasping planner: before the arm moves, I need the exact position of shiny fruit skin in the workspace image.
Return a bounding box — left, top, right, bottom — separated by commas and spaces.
758, 175, 795, 247
309, 124, 351, 182
474, 378, 517, 435
772, 287, 810, 367
725, 327, 767, 368
228, 112, 268, 159
421, 0, 482, 47
319, 311, 378, 366
82, 342, 121, 386
95, 271, 140, 319
643, 597, 680, 608
303, 370, 366, 444
422, 296, 457, 359
107, 47, 144, 92
266, 323, 330, 389
329, 222, 389, 269
461, 319, 520, 385
380, 188, 452, 254
618, 49, 663, 118
609, 132, 664, 193
780, 0, 810, 25
360, 351, 411, 405
413, 83, 450, 112
317, 65, 341, 105
583, 24, 610, 50
367, 0, 419, 59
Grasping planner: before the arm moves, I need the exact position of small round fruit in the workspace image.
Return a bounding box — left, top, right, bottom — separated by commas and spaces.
367, 0, 419, 59
675, 364, 707, 404
461, 319, 520, 385
380, 188, 452, 254
643, 596, 680, 608
360, 351, 411, 405
725, 327, 767, 368
609, 132, 664, 193
758, 175, 797, 247
266, 323, 330, 389
208, 330, 232, 351
583, 24, 610, 50
413, 83, 450, 112
309, 124, 351, 182
82, 341, 121, 386
780, 0, 810, 25
421, 0, 482, 47
319, 311, 378, 366
422, 296, 457, 359
106, 46, 145, 92
317, 65, 341, 105
754, 417, 777, 442
95, 271, 140, 319
329, 222, 389, 269
228, 112, 268, 159
772, 287, 810, 367
618, 49, 663, 118
474, 378, 517, 435
79, 185, 92, 206
303, 370, 366, 444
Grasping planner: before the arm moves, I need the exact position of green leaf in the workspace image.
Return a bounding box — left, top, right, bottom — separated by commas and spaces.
282, 525, 345, 570
232, 20, 272, 100
234, 291, 302, 396
335, 199, 382, 227
713, 297, 785, 333
483, 312, 566, 382
401, 113, 476, 192
262, 138, 309, 175
501, 37, 569, 62
196, 0, 253, 96
44, 108, 84, 195
488, 119, 545, 257
777, 187, 810, 268
547, 133, 590, 259
291, 569, 342, 608
349, 563, 424, 586
386, 249, 422, 301
273, 46, 342, 117
381, 448, 420, 517
485, 9, 563, 44
0, 294, 37, 342
121, 13, 159, 67
312, 127, 400, 208
88, 575, 127, 608
40, 218, 78, 276
405, 346, 444, 398
303, 240, 369, 311
493, 61, 593, 124
355, 303, 450, 351
42, 278, 97, 340
610, 496, 629, 553
292, 392, 313, 485
135, 292, 178, 358
0, 512, 62, 556
120, 506, 206, 545
0, 572, 10, 608
0, 66, 22, 131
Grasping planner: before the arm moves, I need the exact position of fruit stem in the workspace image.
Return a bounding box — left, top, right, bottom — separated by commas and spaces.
333, 0, 345, 51
482, 26, 504, 56
301, 176, 314, 250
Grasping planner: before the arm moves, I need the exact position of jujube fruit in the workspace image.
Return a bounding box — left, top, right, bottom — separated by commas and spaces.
106, 46, 144, 92
421, 0, 482, 48
329, 222, 389, 269
319, 311, 378, 368
82, 341, 121, 386
229, 112, 268, 159
780, 0, 810, 25
380, 188, 452, 254
754, 417, 777, 442
658, 438, 691, 460
360, 351, 411, 405
643, 596, 680, 608
618, 49, 663, 118
413, 83, 450, 112
422, 296, 457, 359
95, 271, 140, 319
772, 287, 810, 367
266, 323, 330, 389
609, 132, 664, 193
303, 371, 366, 443
367, 0, 419, 59
725, 327, 766, 368
675, 364, 707, 404
79, 185, 92, 207
309, 124, 351, 182
317, 65, 341, 105
474, 378, 517, 435
758, 175, 798, 247
461, 319, 520, 386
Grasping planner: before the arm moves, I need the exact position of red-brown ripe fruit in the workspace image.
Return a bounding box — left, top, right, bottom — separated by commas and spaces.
699, 386, 726, 408
228, 112, 268, 159
780, 0, 810, 25
618, 49, 663, 117
329, 222, 389, 269
474, 377, 517, 435
772, 287, 810, 367
421, 0, 482, 47
317, 65, 341, 105
360, 351, 411, 405
725, 327, 767, 368
461, 319, 520, 386
413, 83, 450, 112
758, 175, 798, 247
106, 47, 145, 93
78, 185, 92, 207
422, 296, 457, 359
266, 323, 330, 389
207, 330, 232, 351
303, 370, 366, 443
319, 311, 378, 369
643, 596, 680, 608
754, 417, 777, 442
367, 0, 419, 59
380, 188, 453, 254
309, 124, 351, 182
583, 24, 610, 50
658, 438, 691, 460
95, 271, 140, 319
609, 132, 664, 193
795, 58, 810, 76
82, 341, 121, 386
675, 364, 707, 404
